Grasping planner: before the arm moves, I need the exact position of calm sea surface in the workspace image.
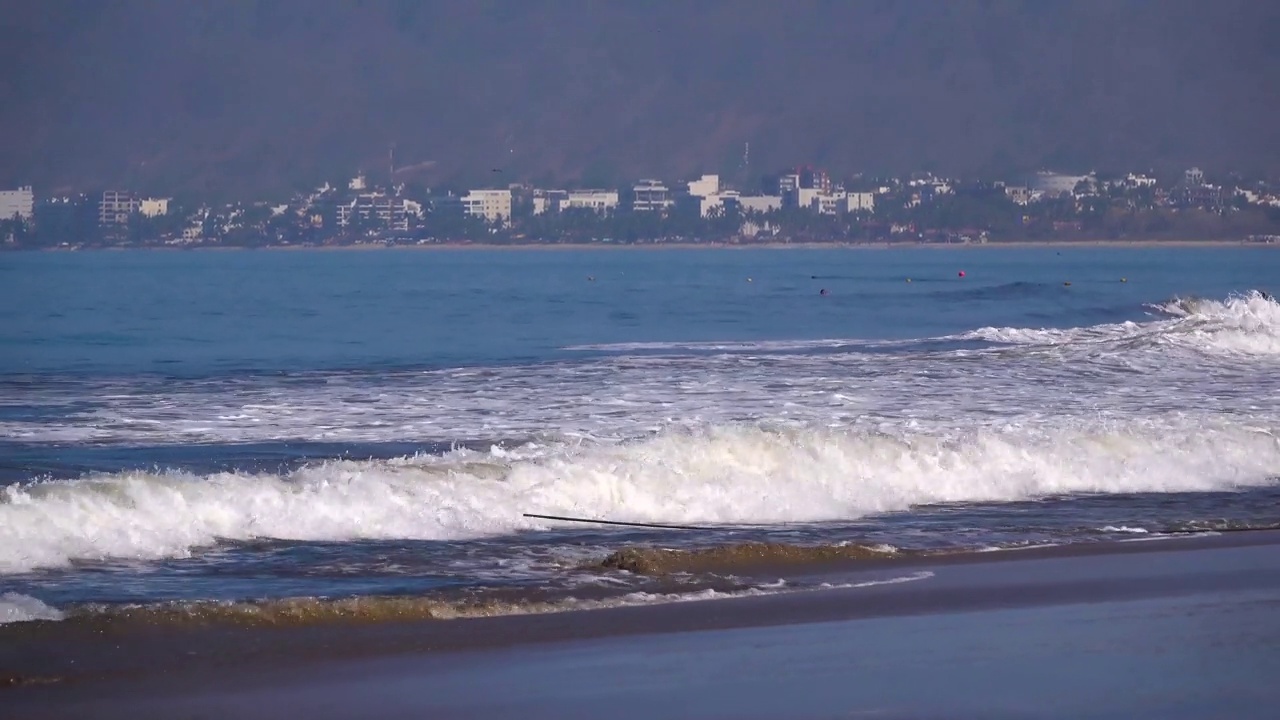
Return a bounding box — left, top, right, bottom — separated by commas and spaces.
1, 246, 1278, 622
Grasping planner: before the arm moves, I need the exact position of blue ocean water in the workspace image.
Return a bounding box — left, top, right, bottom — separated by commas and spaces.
6, 246, 1270, 377
1, 246, 1278, 621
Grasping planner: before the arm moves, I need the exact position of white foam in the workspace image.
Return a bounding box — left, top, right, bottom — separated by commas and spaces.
0, 593, 64, 624
966, 291, 1280, 356
2, 419, 1277, 574
562, 338, 896, 353
559, 571, 936, 613
3, 294, 1275, 448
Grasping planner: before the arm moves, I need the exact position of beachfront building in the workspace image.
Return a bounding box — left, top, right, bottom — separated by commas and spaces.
566, 190, 619, 214
139, 198, 171, 217
460, 189, 513, 226
0, 186, 34, 221
683, 175, 739, 217
687, 174, 720, 199
533, 189, 619, 215
99, 191, 140, 225
842, 192, 876, 214
1005, 186, 1034, 205
532, 189, 568, 215
694, 190, 737, 217
1031, 171, 1094, 197
631, 180, 673, 213
733, 195, 783, 215
336, 193, 414, 231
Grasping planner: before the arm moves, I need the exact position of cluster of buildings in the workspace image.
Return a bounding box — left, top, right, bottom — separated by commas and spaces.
527, 169, 876, 222
97, 191, 172, 225
998, 167, 1279, 220
4, 163, 1280, 247
0, 185, 34, 222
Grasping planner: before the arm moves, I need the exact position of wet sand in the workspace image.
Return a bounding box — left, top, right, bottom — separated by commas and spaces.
5, 531, 1280, 719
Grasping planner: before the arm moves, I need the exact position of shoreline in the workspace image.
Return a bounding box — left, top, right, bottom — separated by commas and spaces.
3, 530, 1277, 685
5, 529, 1278, 718
17, 238, 1279, 253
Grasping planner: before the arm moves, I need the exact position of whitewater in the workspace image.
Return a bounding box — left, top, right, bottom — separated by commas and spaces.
2, 247, 1278, 622
3, 292, 1278, 576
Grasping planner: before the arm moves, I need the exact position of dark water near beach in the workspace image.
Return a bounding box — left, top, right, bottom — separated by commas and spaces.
2, 246, 1278, 622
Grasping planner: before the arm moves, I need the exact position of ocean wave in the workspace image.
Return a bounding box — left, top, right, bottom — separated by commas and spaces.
966, 291, 1280, 355
51, 571, 932, 628
2, 293, 1275, 449
2, 419, 1277, 574
0, 592, 64, 624
563, 338, 866, 353
569, 292, 1280, 357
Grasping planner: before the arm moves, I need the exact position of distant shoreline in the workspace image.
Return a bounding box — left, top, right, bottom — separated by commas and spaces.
23, 238, 1278, 253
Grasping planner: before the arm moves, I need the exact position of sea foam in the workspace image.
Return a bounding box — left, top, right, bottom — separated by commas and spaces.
2, 294, 1277, 449
0, 593, 64, 624
2, 418, 1276, 574
965, 290, 1280, 355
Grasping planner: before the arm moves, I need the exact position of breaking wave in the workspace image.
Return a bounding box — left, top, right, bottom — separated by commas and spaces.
568, 292, 1280, 357
3, 418, 1277, 574
3, 293, 1276, 449
0, 593, 65, 624
965, 290, 1280, 355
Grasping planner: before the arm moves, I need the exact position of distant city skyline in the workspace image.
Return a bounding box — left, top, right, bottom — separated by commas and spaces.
5, 159, 1278, 251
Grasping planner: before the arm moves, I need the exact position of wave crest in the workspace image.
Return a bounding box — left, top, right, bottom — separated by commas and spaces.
2, 419, 1277, 574
967, 291, 1280, 355
0, 593, 64, 624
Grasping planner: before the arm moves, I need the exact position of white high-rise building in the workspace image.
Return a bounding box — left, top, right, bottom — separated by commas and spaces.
139, 198, 170, 217
0, 186, 34, 221
734, 196, 783, 215
566, 190, 619, 213
460, 189, 513, 225
99, 191, 140, 225
687, 174, 720, 198
532, 190, 569, 215
632, 180, 673, 212
842, 192, 875, 213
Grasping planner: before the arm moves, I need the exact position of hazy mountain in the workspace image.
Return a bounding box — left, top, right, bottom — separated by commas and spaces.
1, 0, 1277, 199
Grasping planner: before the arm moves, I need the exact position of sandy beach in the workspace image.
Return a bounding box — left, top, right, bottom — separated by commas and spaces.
5, 531, 1279, 719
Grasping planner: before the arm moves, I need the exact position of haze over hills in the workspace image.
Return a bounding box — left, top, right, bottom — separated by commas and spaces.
1, 0, 1278, 200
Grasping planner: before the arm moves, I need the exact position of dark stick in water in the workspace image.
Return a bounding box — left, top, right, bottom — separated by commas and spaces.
523, 513, 718, 531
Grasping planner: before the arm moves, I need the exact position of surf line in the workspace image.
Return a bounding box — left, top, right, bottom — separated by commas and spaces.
523, 513, 719, 531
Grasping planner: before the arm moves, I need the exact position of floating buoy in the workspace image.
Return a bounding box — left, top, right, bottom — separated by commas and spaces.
905, 278, 912, 283
958, 270, 966, 278
819, 288, 829, 296
587, 275, 595, 281
1121, 277, 1127, 283
1063, 281, 1072, 287
747, 277, 753, 282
